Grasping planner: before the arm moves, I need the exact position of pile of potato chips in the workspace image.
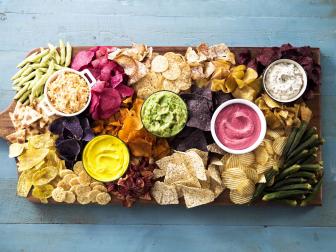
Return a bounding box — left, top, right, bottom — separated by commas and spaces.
11, 133, 65, 203
151, 149, 225, 208
134, 52, 192, 98
220, 129, 287, 204
52, 161, 111, 205
255, 94, 312, 130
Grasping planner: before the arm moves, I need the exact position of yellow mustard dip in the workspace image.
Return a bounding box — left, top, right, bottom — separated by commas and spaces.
82, 135, 130, 182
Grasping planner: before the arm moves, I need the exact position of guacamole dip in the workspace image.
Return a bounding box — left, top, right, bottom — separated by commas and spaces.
141, 91, 188, 137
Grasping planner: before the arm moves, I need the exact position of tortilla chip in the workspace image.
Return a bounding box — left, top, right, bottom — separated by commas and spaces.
182, 186, 215, 208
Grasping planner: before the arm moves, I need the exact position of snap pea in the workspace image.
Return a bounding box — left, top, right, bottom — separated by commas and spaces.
16, 52, 38, 68
65, 41, 72, 67
262, 190, 307, 201
14, 82, 30, 99
59, 40, 66, 65
18, 71, 36, 86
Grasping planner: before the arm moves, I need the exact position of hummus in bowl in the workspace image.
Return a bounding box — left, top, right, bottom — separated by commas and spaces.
210, 99, 266, 154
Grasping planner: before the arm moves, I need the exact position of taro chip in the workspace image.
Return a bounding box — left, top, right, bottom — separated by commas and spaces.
151, 181, 179, 205
182, 186, 215, 208
8, 143, 25, 158
18, 148, 49, 172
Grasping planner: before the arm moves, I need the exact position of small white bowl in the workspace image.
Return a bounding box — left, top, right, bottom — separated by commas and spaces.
210, 99, 267, 155
39, 68, 96, 117
263, 59, 307, 103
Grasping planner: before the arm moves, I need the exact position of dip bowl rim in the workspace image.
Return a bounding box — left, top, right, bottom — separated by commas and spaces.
210, 98, 267, 154
140, 90, 188, 138
262, 58, 308, 103
82, 134, 130, 183
42, 68, 95, 117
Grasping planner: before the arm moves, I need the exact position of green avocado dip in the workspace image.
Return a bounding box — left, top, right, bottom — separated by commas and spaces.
141, 90, 188, 138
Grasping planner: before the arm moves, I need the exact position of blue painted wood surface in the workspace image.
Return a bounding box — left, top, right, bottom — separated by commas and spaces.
0, 0, 336, 251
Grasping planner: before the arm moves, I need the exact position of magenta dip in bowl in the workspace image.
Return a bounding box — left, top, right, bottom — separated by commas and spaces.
211, 99, 266, 154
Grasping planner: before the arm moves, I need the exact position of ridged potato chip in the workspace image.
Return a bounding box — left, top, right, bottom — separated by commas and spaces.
238, 152, 255, 166
236, 179, 255, 196
241, 167, 259, 183
229, 189, 253, 205
273, 136, 287, 155
32, 166, 58, 186
225, 155, 241, 169
254, 146, 269, 165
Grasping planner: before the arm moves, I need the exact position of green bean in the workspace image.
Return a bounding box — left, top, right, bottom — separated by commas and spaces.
23, 99, 30, 106
18, 71, 36, 86
18, 49, 49, 68
18, 90, 30, 103
287, 171, 316, 180
16, 52, 38, 68
11, 64, 29, 80
274, 183, 312, 191
282, 127, 298, 159
288, 134, 319, 159
12, 76, 23, 85
14, 82, 30, 99
54, 64, 65, 70
65, 42, 72, 67
288, 122, 308, 155
278, 164, 301, 180
21, 66, 34, 77
300, 178, 322, 207
59, 40, 66, 65
262, 190, 307, 201
48, 43, 61, 64
40, 53, 51, 64
272, 178, 307, 189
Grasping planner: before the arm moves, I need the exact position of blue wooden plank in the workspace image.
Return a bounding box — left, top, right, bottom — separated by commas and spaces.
0, 224, 336, 252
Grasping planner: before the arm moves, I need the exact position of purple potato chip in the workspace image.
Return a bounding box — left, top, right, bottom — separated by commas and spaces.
49, 117, 65, 135
63, 117, 83, 140
56, 138, 81, 161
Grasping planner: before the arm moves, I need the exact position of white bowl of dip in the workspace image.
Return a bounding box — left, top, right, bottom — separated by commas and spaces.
210, 99, 267, 154
39, 68, 96, 117
263, 59, 307, 103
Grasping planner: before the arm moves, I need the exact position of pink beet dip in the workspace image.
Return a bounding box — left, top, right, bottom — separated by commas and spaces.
214, 103, 261, 150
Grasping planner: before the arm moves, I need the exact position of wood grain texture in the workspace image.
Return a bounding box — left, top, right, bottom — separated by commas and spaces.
0, 46, 322, 206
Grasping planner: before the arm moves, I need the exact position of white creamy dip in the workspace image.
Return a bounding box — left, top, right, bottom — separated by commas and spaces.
264, 62, 304, 101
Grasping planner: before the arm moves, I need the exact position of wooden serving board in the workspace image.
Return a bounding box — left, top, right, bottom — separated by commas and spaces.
0, 46, 322, 206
